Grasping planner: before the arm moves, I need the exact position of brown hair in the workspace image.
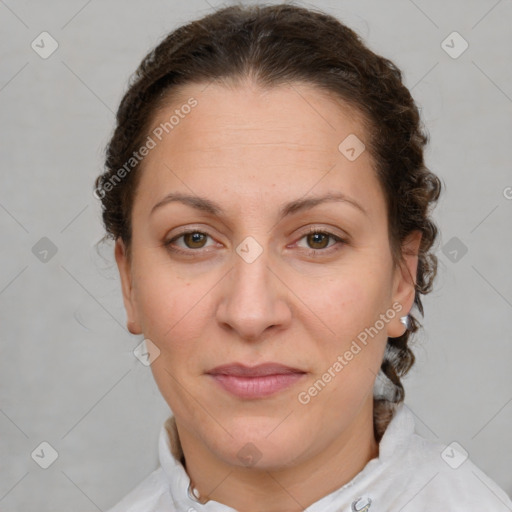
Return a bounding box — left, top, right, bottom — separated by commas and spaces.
94, 3, 442, 441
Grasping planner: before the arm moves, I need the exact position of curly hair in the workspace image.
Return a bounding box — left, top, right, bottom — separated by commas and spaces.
94, 3, 442, 441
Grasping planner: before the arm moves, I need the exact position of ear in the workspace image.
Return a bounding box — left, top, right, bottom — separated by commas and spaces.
114, 238, 142, 335
388, 230, 422, 338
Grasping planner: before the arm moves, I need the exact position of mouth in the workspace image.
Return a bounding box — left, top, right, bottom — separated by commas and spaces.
206, 363, 307, 399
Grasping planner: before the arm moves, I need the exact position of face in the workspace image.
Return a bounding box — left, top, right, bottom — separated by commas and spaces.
115, 81, 420, 470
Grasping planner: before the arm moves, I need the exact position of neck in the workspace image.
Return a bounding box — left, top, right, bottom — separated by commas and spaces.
176, 398, 379, 512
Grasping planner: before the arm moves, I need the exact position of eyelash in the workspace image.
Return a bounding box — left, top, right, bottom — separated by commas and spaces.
164, 227, 347, 257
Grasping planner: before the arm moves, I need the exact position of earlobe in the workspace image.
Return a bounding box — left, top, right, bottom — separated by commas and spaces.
388, 230, 422, 338
114, 238, 142, 335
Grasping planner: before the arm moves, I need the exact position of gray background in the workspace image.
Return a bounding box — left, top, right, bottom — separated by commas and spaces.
1, 0, 511, 510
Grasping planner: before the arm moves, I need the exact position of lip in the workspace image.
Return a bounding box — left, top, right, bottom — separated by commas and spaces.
207, 363, 306, 399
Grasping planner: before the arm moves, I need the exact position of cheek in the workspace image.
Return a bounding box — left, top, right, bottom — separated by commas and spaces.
132, 262, 207, 350
304, 271, 390, 341
298, 270, 391, 399
300, 277, 389, 409
133, 270, 212, 415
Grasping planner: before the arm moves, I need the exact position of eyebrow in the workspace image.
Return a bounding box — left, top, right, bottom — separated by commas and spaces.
150, 191, 368, 219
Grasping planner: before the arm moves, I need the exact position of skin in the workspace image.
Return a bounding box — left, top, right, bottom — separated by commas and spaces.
115, 80, 421, 512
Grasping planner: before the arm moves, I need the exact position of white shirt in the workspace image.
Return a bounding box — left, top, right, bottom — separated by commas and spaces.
106, 403, 512, 511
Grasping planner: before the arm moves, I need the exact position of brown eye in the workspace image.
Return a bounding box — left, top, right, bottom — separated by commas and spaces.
306, 232, 330, 249
295, 229, 346, 255
164, 230, 216, 254
183, 232, 208, 248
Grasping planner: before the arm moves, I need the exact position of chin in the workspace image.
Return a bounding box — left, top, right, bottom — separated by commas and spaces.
206, 415, 308, 470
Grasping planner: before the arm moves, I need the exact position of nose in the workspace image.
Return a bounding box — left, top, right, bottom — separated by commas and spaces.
215, 244, 292, 342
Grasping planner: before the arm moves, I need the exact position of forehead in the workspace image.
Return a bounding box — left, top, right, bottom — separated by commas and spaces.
152, 80, 367, 150
133, 81, 383, 217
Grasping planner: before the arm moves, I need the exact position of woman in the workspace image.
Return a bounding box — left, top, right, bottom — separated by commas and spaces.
95, 4, 512, 511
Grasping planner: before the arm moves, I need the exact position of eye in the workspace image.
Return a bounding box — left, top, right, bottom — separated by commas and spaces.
295, 228, 346, 254
164, 230, 217, 254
